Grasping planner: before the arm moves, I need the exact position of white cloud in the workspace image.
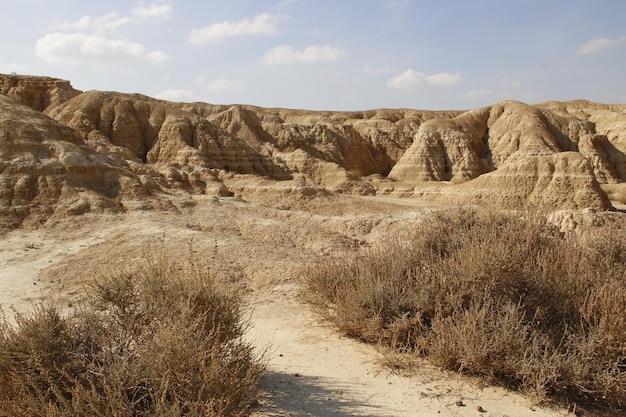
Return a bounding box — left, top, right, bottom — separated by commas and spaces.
35, 33, 170, 69
52, 2, 171, 34
0, 62, 26, 74
465, 89, 496, 100
154, 89, 196, 101
207, 78, 245, 92
132, 1, 172, 21
465, 86, 543, 104
499, 78, 522, 89
386, 69, 461, 90
362, 65, 397, 75
189, 13, 279, 45
194, 76, 245, 92
387, 69, 424, 89
53, 12, 131, 34
261, 45, 347, 64
520, 91, 541, 102
577, 36, 626, 55
425, 71, 462, 86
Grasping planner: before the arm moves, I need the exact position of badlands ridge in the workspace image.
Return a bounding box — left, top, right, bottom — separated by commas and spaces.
2, 73, 626, 417
1, 73, 626, 228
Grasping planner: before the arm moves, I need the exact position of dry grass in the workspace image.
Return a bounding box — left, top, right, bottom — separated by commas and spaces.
302, 208, 626, 411
0, 250, 265, 417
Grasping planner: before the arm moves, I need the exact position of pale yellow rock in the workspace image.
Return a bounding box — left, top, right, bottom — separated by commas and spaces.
1, 74, 625, 224
0, 95, 144, 227
0, 73, 80, 112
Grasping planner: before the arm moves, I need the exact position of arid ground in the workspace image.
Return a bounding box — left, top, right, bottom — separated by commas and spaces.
2, 74, 625, 416
1, 191, 586, 417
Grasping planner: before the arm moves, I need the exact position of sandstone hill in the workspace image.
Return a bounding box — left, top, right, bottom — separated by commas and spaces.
1, 73, 625, 227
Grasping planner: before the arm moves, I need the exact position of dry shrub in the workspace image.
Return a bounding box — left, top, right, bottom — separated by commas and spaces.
0, 251, 264, 417
302, 208, 626, 410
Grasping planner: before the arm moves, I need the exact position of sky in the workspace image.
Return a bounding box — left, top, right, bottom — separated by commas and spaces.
1, 0, 625, 111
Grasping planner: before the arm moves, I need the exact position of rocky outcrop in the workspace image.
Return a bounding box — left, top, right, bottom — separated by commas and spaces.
46, 90, 455, 192
0, 73, 81, 112
1, 74, 625, 226
411, 152, 610, 211
389, 101, 624, 210
0, 94, 163, 227
388, 107, 491, 183
48, 92, 292, 182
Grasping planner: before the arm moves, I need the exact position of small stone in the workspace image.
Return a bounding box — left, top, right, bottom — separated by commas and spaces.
476, 405, 485, 412
455, 400, 465, 407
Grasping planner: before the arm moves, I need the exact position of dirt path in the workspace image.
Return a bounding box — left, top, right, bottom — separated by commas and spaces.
0, 196, 576, 417
0, 225, 109, 318
246, 284, 571, 417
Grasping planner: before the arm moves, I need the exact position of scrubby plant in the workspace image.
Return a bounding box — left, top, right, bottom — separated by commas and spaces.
0, 251, 264, 417
302, 208, 626, 410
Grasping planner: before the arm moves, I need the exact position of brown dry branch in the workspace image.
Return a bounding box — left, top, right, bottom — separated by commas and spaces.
301, 208, 626, 411
0, 249, 265, 417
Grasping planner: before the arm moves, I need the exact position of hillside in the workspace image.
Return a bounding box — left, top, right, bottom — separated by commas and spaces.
2, 74, 625, 416
2, 74, 626, 227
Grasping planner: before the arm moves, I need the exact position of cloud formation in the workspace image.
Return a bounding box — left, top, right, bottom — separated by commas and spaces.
362, 65, 397, 75
154, 88, 195, 101
53, 12, 131, 34
0, 62, 26, 74
131, 1, 172, 21
53, 1, 171, 33
465, 89, 495, 100
39, 2, 172, 70
35, 33, 169, 69
206, 78, 245, 92
387, 69, 461, 90
261, 45, 347, 64
189, 13, 279, 45
577, 36, 626, 55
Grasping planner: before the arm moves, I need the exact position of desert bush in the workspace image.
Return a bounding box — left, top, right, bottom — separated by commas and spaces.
302, 208, 626, 410
0, 251, 264, 417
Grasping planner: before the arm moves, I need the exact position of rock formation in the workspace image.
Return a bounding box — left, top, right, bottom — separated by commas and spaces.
388, 100, 623, 210
0, 73, 80, 112
0, 94, 163, 228
1, 73, 625, 227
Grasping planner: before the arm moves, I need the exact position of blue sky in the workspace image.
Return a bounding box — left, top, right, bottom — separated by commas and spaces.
1, 0, 625, 110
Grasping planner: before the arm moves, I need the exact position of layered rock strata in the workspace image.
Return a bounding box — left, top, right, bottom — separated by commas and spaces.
1, 74, 625, 226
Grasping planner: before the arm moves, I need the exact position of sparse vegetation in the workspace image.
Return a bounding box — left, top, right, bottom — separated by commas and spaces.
302, 208, 626, 410
0, 251, 264, 417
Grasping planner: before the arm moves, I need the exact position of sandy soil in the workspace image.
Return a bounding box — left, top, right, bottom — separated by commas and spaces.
0, 194, 577, 416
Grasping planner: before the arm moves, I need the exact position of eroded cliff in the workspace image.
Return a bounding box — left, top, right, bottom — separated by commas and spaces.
1, 74, 624, 226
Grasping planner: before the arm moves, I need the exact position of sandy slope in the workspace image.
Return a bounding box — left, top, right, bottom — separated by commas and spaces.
0, 224, 109, 318
0, 195, 576, 417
